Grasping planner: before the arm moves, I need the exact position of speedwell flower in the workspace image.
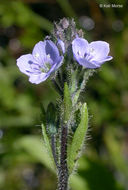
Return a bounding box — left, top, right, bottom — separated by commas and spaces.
72, 37, 113, 68
17, 40, 63, 84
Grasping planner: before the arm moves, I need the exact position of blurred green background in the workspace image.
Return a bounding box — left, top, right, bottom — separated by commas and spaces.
0, 0, 128, 190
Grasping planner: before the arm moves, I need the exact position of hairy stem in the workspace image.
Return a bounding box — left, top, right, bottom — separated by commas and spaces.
57, 125, 69, 190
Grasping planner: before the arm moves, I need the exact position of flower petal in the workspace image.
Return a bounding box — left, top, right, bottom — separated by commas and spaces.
72, 37, 89, 59
45, 40, 60, 62
29, 73, 48, 84
97, 56, 113, 64
16, 54, 34, 76
47, 56, 64, 76
77, 57, 100, 68
54, 56, 64, 70
89, 41, 110, 62
32, 41, 47, 64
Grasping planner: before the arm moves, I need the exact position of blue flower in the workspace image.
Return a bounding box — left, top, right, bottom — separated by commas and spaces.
72, 37, 113, 68
17, 40, 63, 84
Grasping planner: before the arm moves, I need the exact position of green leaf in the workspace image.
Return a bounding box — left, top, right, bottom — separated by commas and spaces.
41, 123, 56, 171
72, 89, 80, 106
40, 103, 46, 125
70, 70, 77, 94
46, 103, 57, 134
67, 103, 88, 174
64, 82, 72, 122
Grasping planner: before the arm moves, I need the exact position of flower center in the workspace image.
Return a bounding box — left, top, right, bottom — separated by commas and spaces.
35, 53, 40, 58
89, 48, 94, 54
78, 50, 84, 58
46, 54, 50, 59
40, 62, 51, 73
33, 53, 52, 73
41, 54, 52, 73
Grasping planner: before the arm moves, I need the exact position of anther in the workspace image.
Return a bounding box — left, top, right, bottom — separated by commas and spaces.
47, 54, 50, 59
35, 53, 40, 58
89, 48, 94, 53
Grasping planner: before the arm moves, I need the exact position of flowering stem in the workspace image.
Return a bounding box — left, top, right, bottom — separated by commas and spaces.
57, 125, 69, 190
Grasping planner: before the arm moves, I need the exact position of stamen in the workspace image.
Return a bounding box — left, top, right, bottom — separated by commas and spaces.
40, 62, 51, 73
35, 53, 40, 58
78, 50, 84, 58
47, 54, 50, 59
89, 48, 94, 53
40, 68, 46, 73
45, 62, 51, 70
78, 50, 81, 55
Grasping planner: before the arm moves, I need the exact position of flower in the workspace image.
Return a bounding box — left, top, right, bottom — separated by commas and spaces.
72, 37, 113, 68
17, 40, 63, 84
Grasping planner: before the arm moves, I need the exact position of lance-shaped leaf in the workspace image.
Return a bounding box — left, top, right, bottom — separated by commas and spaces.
64, 82, 72, 123
70, 70, 77, 94
46, 103, 57, 135
72, 89, 80, 106
41, 123, 56, 171
40, 103, 46, 125
67, 103, 88, 174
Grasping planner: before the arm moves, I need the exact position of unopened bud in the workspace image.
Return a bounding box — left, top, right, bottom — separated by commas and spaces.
61, 18, 69, 29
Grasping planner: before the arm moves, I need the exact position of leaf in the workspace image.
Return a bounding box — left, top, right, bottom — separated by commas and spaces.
46, 103, 57, 135
41, 123, 56, 171
72, 89, 80, 106
64, 82, 72, 123
70, 70, 77, 94
67, 103, 88, 174
15, 135, 55, 172
40, 103, 46, 125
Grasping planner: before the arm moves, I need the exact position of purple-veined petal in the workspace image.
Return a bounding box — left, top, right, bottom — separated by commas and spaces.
29, 73, 48, 84
54, 56, 64, 70
32, 41, 47, 64
72, 37, 89, 59
45, 40, 60, 62
89, 41, 110, 62
76, 57, 100, 68
94, 56, 113, 65
47, 56, 64, 75
17, 54, 35, 76
29, 55, 64, 84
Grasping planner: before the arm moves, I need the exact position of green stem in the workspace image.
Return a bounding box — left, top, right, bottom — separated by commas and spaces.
57, 125, 69, 190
